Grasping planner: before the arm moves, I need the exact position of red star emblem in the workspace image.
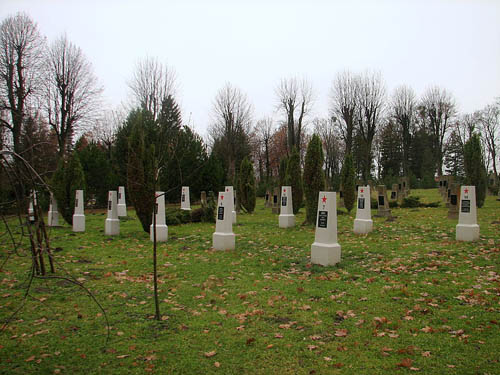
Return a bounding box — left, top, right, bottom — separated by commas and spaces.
360, 189, 364, 193
464, 188, 469, 194
322, 195, 327, 203
284, 189, 286, 192
221, 195, 224, 200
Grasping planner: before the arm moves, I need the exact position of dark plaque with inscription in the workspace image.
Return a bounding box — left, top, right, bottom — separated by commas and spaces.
154, 203, 158, 214
461, 199, 470, 213
444, 180, 447, 187
450, 195, 457, 206
339, 191, 344, 198
265, 194, 269, 201
378, 195, 385, 206
390, 191, 396, 199
217, 206, 224, 220
281, 196, 287, 206
181, 194, 185, 202
439, 181, 442, 187
273, 195, 278, 204
118, 192, 121, 200
447, 189, 451, 198
358, 198, 365, 209
317, 210, 328, 228
398, 183, 402, 190
108, 201, 112, 210
75, 199, 78, 207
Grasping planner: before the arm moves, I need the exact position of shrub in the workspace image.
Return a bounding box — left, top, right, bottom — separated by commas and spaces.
303, 134, 326, 224
340, 153, 356, 213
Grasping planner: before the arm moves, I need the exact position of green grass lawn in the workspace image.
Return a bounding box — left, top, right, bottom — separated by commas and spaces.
1, 189, 499, 374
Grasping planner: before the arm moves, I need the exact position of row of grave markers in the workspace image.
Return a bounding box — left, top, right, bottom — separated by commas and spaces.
34, 184, 481, 266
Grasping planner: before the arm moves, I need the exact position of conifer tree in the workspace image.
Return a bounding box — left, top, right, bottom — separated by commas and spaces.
340, 153, 356, 212
463, 134, 488, 208
285, 148, 303, 214
304, 134, 326, 224
238, 157, 256, 213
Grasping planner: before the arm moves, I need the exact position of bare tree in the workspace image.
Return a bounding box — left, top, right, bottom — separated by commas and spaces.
44, 34, 102, 157
254, 117, 274, 182
0, 13, 45, 154
391, 85, 416, 176
128, 57, 177, 120
90, 107, 125, 159
275, 77, 314, 154
419, 86, 456, 176
356, 71, 386, 182
209, 82, 253, 181
479, 101, 499, 178
329, 71, 359, 154
313, 117, 343, 189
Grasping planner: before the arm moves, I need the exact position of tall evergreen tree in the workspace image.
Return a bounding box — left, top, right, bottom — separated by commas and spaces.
303, 134, 326, 224
340, 153, 356, 213
285, 148, 303, 214
463, 134, 488, 208
238, 157, 256, 213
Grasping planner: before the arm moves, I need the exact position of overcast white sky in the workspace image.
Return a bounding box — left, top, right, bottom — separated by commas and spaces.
2, 0, 499, 137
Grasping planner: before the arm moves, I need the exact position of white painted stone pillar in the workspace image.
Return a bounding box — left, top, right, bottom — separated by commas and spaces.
353, 186, 373, 234
456, 186, 480, 241
311, 191, 341, 266
150, 191, 168, 242
212, 191, 235, 250
72, 190, 85, 232
279, 186, 295, 228
117, 186, 127, 217
47, 193, 59, 227
180, 186, 191, 210
105, 190, 120, 236
28, 190, 37, 223
225, 186, 237, 224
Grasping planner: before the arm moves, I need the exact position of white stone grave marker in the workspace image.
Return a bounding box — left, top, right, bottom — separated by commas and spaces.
117, 186, 127, 217
150, 191, 168, 242
212, 191, 235, 250
72, 190, 85, 232
225, 186, 237, 224
456, 186, 480, 241
279, 186, 295, 228
28, 190, 37, 223
47, 193, 59, 227
181, 186, 191, 210
105, 190, 120, 236
354, 186, 373, 234
311, 191, 341, 266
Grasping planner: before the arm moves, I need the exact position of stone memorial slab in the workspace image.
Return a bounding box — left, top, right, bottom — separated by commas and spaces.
105, 190, 120, 236
354, 186, 373, 234
47, 192, 59, 227
376, 185, 391, 217
272, 187, 280, 214
200, 191, 207, 207
456, 186, 479, 241
72, 190, 85, 232
311, 192, 341, 266
117, 186, 127, 217
447, 182, 460, 219
390, 184, 398, 201
212, 191, 235, 250
150, 191, 168, 242
225, 186, 237, 224
265, 190, 271, 208
279, 186, 295, 228
181, 186, 191, 211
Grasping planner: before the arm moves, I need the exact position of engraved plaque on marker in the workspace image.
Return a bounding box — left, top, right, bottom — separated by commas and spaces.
155, 203, 158, 214
461, 199, 470, 213
378, 195, 385, 206
358, 198, 365, 209
108, 200, 112, 210
281, 196, 287, 206
444, 180, 447, 187
450, 195, 457, 206
447, 189, 450, 198
118, 192, 121, 199
273, 195, 278, 204
390, 192, 396, 199
181, 194, 185, 202
439, 181, 442, 187
217, 206, 224, 220
339, 191, 344, 198
318, 211, 328, 228
398, 184, 402, 190
75, 199, 78, 207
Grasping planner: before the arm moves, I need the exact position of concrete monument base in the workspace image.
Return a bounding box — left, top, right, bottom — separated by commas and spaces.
279, 214, 295, 228
212, 232, 235, 250
73, 214, 85, 232
105, 219, 120, 236
353, 219, 373, 234
456, 224, 479, 242
311, 242, 341, 266
150, 224, 168, 242
117, 204, 127, 217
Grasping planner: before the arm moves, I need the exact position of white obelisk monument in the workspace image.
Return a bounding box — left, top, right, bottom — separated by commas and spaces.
279, 186, 295, 228
105, 190, 120, 236
47, 193, 59, 227
117, 186, 127, 217
225, 186, 237, 224
353, 186, 373, 234
311, 191, 341, 266
212, 191, 235, 250
456, 186, 480, 241
180, 186, 191, 210
72, 190, 85, 232
150, 191, 168, 242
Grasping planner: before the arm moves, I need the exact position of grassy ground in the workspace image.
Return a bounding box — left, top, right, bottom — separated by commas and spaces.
0, 189, 499, 374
